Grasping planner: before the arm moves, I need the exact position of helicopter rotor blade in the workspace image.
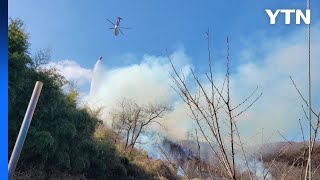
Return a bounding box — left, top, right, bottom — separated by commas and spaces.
106, 18, 115, 25
119, 28, 125, 36
119, 27, 132, 29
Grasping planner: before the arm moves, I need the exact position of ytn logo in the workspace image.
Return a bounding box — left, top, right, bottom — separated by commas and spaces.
266, 9, 310, 24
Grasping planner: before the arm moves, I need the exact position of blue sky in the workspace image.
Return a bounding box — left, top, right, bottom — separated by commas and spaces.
8, 1, 320, 143
9, 0, 319, 69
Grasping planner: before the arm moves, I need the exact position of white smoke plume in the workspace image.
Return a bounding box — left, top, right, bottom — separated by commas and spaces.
85, 49, 193, 132
47, 23, 320, 145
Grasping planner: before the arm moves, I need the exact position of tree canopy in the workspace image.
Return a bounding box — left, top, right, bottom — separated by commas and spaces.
8, 18, 150, 179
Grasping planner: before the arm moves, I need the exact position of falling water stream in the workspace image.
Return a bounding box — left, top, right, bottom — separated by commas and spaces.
89, 58, 104, 96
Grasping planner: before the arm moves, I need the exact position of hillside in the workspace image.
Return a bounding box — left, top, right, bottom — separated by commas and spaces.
261, 141, 320, 179
159, 139, 320, 179
8, 19, 175, 180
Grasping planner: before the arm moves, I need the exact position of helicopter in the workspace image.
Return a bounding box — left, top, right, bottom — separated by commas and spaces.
106, 17, 131, 36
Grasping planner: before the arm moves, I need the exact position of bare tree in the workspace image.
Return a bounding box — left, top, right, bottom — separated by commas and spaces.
32, 48, 51, 70
111, 98, 170, 153
169, 31, 262, 179
289, 76, 320, 179
258, 76, 320, 179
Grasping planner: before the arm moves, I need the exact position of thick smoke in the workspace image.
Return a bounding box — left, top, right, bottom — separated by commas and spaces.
83, 24, 320, 144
